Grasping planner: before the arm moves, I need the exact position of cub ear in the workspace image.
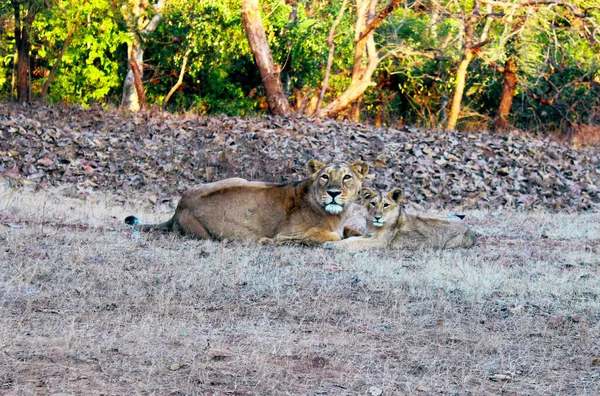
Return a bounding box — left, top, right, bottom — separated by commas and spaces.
387, 188, 404, 203
349, 160, 369, 181
307, 159, 325, 177
360, 187, 374, 203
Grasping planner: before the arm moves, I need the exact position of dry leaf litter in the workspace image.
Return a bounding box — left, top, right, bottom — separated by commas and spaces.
1, 102, 599, 211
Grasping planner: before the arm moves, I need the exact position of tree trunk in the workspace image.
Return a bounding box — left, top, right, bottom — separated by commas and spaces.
11, 50, 17, 96
313, 0, 400, 118
493, 58, 517, 131
13, 2, 31, 104
241, 0, 291, 115
315, 0, 374, 118
121, 38, 144, 111
129, 55, 147, 109
445, 2, 493, 131
121, 0, 165, 111
446, 49, 474, 130
350, 96, 362, 121
16, 30, 30, 103
316, 77, 373, 118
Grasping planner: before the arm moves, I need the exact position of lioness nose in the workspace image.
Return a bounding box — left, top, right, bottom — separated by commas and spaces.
327, 190, 341, 199
374, 215, 382, 220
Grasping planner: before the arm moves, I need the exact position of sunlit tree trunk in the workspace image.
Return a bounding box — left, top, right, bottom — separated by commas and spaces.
121, 0, 165, 111
494, 58, 517, 131
446, 50, 474, 130
241, 0, 291, 115
446, 1, 491, 130
128, 54, 146, 108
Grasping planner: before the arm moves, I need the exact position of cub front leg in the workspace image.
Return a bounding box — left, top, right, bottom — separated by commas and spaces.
343, 226, 363, 238
266, 228, 342, 245
323, 236, 386, 252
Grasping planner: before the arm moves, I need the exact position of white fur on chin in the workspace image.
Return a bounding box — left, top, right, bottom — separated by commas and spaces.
372, 221, 384, 227
325, 204, 344, 215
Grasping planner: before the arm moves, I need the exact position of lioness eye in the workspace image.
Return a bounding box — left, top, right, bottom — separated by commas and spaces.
343, 175, 352, 181
383, 204, 390, 208
370, 202, 376, 207
320, 174, 329, 181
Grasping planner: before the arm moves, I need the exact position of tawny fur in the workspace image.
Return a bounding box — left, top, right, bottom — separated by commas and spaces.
324, 187, 476, 251
125, 160, 369, 245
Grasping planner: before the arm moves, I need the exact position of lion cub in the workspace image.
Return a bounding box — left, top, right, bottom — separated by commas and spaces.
324, 187, 476, 251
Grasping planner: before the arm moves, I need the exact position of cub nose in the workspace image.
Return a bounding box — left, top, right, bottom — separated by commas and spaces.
327, 190, 341, 199
374, 215, 382, 220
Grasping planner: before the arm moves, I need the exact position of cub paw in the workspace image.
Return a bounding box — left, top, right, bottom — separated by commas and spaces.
322, 241, 339, 250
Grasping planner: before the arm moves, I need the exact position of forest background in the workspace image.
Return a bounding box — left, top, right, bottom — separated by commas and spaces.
1, 0, 599, 139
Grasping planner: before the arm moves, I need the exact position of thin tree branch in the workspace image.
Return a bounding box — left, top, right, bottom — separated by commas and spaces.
472, 37, 493, 51
356, 0, 401, 43
480, 0, 585, 16
162, 48, 191, 109
40, 4, 85, 103
141, 0, 166, 35
475, 51, 505, 72
314, 0, 348, 114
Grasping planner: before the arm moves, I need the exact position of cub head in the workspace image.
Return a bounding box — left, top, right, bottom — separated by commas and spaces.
361, 187, 404, 227
307, 159, 369, 215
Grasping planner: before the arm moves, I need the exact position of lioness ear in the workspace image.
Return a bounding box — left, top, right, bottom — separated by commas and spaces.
307, 159, 325, 177
360, 188, 374, 202
387, 188, 404, 203
349, 160, 369, 181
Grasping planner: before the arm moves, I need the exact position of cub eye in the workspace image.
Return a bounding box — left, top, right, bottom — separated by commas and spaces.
343, 174, 352, 181
383, 204, 390, 208
370, 202, 376, 207
320, 174, 329, 181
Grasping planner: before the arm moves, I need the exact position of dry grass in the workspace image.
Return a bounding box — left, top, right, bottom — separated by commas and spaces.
1, 186, 599, 394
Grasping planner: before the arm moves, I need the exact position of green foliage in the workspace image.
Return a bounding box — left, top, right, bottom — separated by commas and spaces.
34, 0, 128, 105
0, 0, 128, 104
0, 21, 14, 96
143, 0, 259, 114
0, 0, 598, 135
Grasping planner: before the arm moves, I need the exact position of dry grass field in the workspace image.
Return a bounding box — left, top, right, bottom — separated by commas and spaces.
1, 185, 599, 394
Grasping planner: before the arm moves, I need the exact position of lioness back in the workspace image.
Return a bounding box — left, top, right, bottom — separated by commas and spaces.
125, 159, 369, 244
174, 182, 296, 240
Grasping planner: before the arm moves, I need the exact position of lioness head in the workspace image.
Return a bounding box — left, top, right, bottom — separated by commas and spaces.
308, 159, 369, 215
361, 187, 404, 227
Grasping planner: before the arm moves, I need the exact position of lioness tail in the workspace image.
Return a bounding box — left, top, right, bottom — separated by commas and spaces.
124, 215, 174, 232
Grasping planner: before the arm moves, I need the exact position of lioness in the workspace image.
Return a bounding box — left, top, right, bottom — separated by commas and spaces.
125, 159, 369, 244
324, 187, 476, 251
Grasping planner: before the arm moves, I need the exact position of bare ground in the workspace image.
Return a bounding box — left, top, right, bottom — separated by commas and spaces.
1, 186, 599, 394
